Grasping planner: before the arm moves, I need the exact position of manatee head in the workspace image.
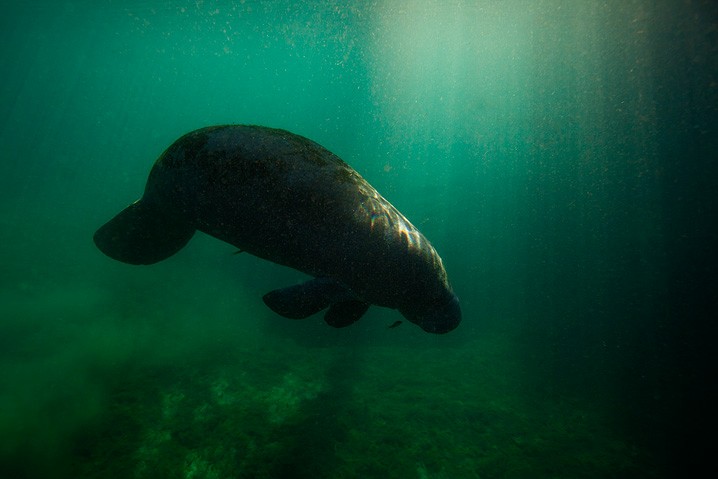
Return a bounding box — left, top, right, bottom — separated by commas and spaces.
400, 293, 461, 334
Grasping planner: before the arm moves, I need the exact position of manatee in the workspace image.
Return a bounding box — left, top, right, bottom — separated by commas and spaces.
94, 125, 460, 333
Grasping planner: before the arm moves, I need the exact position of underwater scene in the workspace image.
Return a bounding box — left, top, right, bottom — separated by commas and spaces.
1, 1, 716, 478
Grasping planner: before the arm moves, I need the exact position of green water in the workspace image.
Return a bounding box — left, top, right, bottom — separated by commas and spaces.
1, 1, 716, 477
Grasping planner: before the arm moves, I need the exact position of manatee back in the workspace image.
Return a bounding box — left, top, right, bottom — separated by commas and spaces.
146, 125, 368, 265
147, 126, 454, 314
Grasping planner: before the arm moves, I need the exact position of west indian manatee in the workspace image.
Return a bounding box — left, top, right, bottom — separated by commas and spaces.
94, 125, 461, 333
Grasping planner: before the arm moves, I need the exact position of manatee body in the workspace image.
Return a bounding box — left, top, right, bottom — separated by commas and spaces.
94, 125, 460, 333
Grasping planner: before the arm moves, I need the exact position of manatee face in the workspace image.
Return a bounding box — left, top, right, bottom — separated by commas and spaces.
400, 295, 461, 334
94, 125, 461, 334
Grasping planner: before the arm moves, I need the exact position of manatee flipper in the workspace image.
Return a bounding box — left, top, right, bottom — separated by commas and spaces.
94, 200, 195, 265
324, 300, 370, 328
263, 277, 353, 319
262, 281, 331, 319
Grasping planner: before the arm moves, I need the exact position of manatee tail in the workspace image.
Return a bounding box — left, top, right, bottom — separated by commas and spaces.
263, 278, 369, 328
93, 199, 195, 265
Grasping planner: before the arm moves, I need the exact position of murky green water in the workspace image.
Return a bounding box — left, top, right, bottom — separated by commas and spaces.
1, 1, 716, 477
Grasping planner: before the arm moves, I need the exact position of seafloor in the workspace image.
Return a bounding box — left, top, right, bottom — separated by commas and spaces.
2, 280, 657, 479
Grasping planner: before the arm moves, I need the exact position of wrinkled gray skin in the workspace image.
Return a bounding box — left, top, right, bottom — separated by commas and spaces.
94, 125, 460, 333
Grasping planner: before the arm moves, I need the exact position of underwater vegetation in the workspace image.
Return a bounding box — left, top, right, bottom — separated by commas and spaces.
76, 339, 653, 478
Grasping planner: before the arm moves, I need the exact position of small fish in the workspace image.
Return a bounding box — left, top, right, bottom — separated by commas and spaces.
388, 320, 403, 329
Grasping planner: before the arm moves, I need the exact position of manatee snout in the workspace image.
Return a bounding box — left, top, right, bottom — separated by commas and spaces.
401, 294, 461, 334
